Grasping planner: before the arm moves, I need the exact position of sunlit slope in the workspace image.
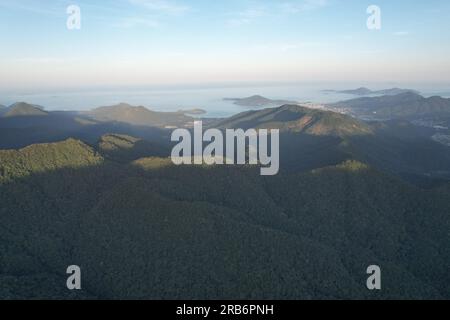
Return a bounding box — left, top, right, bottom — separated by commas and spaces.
0, 139, 103, 181
216, 104, 373, 137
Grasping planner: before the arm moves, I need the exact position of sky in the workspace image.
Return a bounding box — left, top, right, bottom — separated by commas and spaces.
1, 0, 450, 91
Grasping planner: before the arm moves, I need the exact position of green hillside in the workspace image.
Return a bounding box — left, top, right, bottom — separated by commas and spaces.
0, 139, 103, 182
214, 104, 450, 184
0, 137, 449, 299
1, 101, 450, 299
216, 104, 373, 137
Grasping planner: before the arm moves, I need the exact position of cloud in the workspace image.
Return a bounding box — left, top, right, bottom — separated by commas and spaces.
128, 0, 190, 15
280, 0, 328, 14
226, 1, 328, 27
113, 0, 188, 28
0, 0, 61, 16
226, 7, 267, 27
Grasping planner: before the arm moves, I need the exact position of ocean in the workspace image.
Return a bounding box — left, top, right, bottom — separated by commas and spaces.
1, 82, 449, 118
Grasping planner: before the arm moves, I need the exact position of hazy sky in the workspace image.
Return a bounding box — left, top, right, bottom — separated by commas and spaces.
1, 0, 450, 91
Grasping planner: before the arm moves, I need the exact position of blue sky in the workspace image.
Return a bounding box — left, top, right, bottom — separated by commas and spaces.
1, 0, 450, 90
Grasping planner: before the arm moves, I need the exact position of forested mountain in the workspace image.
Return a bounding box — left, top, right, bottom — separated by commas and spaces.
0, 138, 449, 299
0, 139, 102, 182
0, 102, 449, 299
87, 103, 194, 128
215, 104, 373, 137
1, 102, 449, 183
213, 105, 450, 183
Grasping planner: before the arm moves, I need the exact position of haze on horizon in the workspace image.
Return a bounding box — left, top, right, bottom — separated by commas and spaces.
1, 0, 450, 91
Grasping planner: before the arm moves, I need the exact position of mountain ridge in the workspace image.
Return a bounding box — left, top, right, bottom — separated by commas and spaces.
216, 104, 373, 137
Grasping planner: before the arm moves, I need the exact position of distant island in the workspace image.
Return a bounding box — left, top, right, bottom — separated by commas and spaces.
177, 108, 207, 115
324, 87, 420, 96
224, 95, 298, 107
86, 103, 194, 128
0, 102, 48, 118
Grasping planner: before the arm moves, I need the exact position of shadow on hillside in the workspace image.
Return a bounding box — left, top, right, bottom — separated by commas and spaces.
0, 115, 171, 149
348, 130, 450, 188
0, 157, 449, 300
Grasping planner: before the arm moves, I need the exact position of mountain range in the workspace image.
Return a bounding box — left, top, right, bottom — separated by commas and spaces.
0, 102, 192, 149
0, 135, 449, 299
1, 96, 450, 299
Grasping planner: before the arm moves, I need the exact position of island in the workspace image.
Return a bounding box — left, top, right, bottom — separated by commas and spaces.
177, 108, 207, 116
224, 95, 298, 107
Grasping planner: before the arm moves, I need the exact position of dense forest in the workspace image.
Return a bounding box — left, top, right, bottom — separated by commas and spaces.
0, 103, 449, 299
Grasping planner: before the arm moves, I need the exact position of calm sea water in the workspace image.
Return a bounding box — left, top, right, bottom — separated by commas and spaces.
1, 83, 450, 118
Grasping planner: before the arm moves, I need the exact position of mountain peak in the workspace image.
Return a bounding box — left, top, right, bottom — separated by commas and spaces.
217, 104, 372, 137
